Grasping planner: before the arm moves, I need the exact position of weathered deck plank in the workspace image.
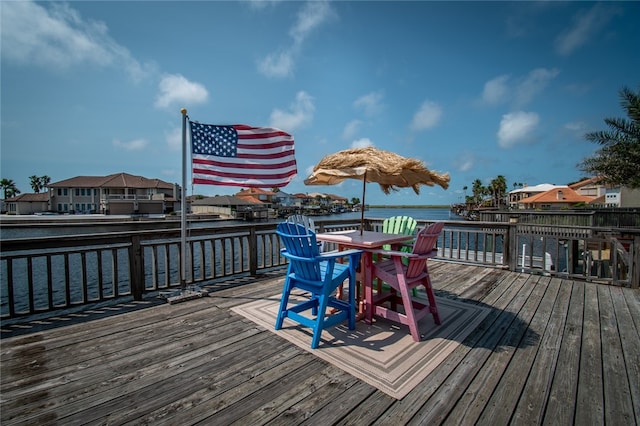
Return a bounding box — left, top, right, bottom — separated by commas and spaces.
575, 280, 604, 424
598, 285, 636, 425
510, 277, 572, 424
476, 276, 561, 425
1, 262, 639, 426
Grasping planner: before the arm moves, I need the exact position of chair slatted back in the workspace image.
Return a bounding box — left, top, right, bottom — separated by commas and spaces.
286, 214, 316, 232
382, 215, 417, 235
276, 222, 322, 282
406, 222, 444, 278
382, 216, 417, 251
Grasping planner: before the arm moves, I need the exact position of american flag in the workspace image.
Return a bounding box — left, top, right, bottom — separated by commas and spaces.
190, 122, 297, 188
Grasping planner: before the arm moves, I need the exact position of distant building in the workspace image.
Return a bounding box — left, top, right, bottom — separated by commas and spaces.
516, 186, 594, 210
3, 193, 49, 215
607, 187, 640, 208
569, 177, 640, 208
190, 195, 259, 218
235, 188, 275, 206
47, 172, 180, 215
508, 183, 561, 209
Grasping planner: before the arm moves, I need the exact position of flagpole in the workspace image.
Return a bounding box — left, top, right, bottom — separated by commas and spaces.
360, 170, 366, 235
180, 108, 188, 288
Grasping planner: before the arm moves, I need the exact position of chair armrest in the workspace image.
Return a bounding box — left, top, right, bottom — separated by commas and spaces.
368, 248, 435, 260
318, 248, 363, 260
367, 248, 415, 258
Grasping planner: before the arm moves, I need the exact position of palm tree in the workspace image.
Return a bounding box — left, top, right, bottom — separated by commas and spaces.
41, 175, 51, 191
1, 178, 21, 199
471, 179, 486, 208
29, 175, 40, 193
578, 85, 640, 188
28, 175, 52, 193
489, 175, 507, 208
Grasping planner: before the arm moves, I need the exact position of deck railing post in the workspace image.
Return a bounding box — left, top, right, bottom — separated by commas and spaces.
632, 234, 640, 289
248, 226, 258, 275
129, 235, 145, 300
506, 223, 518, 271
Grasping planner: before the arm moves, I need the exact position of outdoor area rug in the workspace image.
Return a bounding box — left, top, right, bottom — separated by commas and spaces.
231, 292, 490, 399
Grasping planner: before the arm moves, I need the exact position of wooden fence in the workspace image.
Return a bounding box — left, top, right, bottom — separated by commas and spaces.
1, 219, 638, 320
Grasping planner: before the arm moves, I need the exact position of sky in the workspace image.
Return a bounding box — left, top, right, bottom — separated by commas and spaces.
2, 1, 639, 206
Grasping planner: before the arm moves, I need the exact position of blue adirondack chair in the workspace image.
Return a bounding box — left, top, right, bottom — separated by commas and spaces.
275, 222, 362, 349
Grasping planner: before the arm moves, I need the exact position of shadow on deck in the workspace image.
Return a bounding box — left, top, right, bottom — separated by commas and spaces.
1, 262, 639, 425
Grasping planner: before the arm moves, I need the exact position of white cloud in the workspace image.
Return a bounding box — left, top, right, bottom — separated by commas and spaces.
258, 0, 334, 78
289, 1, 334, 47
269, 91, 315, 132
555, 4, 620, 56
1, 1, 152, 81
351, 138, 373, 149
257, 50, 294, 78
482, 75, 510, 105
453, 151, 476, 172
113, 138, 148, 151
247, 0, 283, 11
154, 74, 209, 109
480, 68, 559, 108
564, 121, 587, 138
410, 101, 442, 131
497, 111, 539, 148
342, 120, 362, 140
514, 68, 560, 107
564, 121, 585, 132
353, 91, 384, 116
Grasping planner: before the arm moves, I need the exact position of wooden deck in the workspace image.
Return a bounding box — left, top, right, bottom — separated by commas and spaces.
1, 262, 639, 425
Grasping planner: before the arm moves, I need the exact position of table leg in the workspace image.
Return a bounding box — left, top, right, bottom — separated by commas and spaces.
363, 251, 374, 324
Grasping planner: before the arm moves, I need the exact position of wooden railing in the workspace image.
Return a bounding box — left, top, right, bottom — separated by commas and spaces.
1, 219, 638, 320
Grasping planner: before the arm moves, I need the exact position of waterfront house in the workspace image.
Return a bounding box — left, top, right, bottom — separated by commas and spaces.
569, 177, 640, 208
49, 172, 180, 215
508, 183, 561, 209
516, 186, 595, 210
272, 190, 296, 207
235, 188, 275, 205
327, 193, 348, 210
190, 195, 259, 218
3, 192, 49, 215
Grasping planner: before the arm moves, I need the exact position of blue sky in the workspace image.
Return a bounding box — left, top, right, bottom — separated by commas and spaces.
2, 1, 639, 206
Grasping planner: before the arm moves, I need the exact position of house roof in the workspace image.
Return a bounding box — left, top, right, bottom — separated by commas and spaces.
50, 173, 174, 189
518, 187, 595, 204
327, 194, 347, 201
5, 193, 49, 202
235, 188, 274, 196
510, 183, 561, 194
569, 177, 602, 189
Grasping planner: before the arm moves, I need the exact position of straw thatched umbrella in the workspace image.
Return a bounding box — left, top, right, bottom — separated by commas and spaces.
304, 146, 450, 234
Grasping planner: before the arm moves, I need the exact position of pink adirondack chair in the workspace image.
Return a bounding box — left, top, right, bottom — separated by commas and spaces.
367, 222, 444, 341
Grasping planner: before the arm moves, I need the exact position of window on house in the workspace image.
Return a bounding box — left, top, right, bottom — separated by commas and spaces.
63, 188, 68, 196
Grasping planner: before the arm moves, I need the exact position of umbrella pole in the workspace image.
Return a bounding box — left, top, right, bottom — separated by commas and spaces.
360, 171, 366, 235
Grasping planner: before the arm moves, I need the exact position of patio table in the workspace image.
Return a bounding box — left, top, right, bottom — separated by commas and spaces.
315, 230, 413, 323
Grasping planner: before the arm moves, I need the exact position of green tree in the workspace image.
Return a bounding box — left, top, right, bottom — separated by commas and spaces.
489, 175, 507, 208
578, 85, 640, 188
471, 178, 486, 208
1, 178, 21, 199
350, 197, 360, 206
29, 175, 51, 193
